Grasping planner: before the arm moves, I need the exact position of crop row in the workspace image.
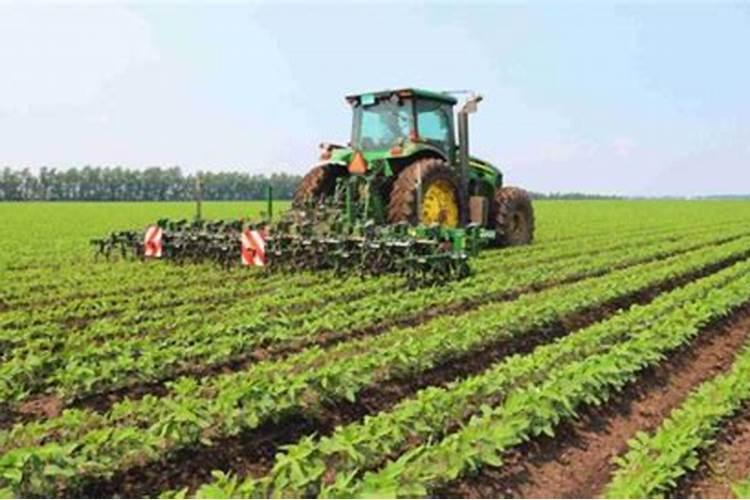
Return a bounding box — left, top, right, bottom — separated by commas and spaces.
604, 336, 750, 498
328, 259, 750, 497
5, 216, 667, 336
1, 235, 748, 496
4, 217, 745, 314
3, 225, 743, 405
5, 216, 731, 322
530, 202, 750, 244
0, 260, 259, 308
191, 250, 750, 498
0, 269, 385, 363
0, 266, 322, 330
3, 217, 744, 352
1, 274, 290, 330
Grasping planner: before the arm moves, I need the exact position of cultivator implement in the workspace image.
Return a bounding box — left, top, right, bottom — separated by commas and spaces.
266, 219, 474, 287
92, 205, 484, 287
91, 219, 250, 268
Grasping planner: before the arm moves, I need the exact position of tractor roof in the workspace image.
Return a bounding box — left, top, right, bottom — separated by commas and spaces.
346, 88, 458, 106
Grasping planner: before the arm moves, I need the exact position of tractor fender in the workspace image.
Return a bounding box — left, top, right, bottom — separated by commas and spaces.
399, 142, 449, 163
312, 160, 347, 170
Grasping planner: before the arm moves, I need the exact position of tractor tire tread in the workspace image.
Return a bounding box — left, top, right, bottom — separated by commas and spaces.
387, 158, 464, 225
492, 186, 535, 246
293, 164, 344, 209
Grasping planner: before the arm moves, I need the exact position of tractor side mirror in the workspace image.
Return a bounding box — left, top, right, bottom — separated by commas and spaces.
461, 94, 483, 114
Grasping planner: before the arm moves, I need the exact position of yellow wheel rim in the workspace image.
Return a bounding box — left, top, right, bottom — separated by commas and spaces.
421, 179, 459, 227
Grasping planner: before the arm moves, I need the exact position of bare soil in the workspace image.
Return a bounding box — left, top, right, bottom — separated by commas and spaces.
76, 415, 321, 498
61, 254, 749, 497
18, 394, 63, 419
436, 302, 750, 499
36, 240, 744, 424
675, 404, 750, 498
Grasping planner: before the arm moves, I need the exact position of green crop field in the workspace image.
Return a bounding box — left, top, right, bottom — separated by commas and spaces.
2, 200, 750, 498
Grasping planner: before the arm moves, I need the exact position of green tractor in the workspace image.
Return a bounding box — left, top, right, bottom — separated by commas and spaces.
92, 88, 535, 286
293, 88, 535, 247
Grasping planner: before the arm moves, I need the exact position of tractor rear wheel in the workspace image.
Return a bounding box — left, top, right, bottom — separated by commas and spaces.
293, 164, 346, 209
388, 158, 465, 227
493, 186, 534, 246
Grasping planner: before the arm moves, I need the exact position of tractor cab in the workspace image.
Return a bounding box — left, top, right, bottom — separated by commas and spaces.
347, 89, 457, 164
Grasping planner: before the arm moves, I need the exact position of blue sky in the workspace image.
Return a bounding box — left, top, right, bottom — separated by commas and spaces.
0, 1, 748, 196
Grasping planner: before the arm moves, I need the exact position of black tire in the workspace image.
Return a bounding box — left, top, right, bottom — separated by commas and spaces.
493, 186, 534, 246
292, 164, 346, 209
387, 158, 466, 226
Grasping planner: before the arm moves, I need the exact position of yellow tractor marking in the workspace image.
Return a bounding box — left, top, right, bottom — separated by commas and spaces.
421, 179, 459, 227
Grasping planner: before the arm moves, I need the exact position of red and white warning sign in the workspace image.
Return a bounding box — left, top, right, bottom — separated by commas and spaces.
144, 225, 163, 258
241, 228, 267, 266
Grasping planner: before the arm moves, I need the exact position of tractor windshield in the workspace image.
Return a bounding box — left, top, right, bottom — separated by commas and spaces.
352, 98, 413, 150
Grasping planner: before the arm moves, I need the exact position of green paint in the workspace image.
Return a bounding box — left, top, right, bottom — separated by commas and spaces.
321, 88, 507, 229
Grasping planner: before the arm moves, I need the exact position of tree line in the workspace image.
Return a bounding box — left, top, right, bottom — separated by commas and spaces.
0, 167, 302, 201
4, 166, 716, 202
530, 191, 623, 200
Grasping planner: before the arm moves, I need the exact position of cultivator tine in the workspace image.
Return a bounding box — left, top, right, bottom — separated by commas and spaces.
359, 239, 403, 277
332, 241, 359, 276
92, 219, 242, 268
264, 220, 474, 288
94, 205, 476, 289
387, 236, 470, 288
90, 230, 139, 261
358, 240, 385, 276
90, 238, 107, 261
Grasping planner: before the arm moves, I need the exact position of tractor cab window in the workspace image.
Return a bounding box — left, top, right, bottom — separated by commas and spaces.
416, 100, 453, 153
352, 99, 413, 150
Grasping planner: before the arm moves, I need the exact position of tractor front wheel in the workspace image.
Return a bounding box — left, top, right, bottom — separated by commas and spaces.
293, 164, 346, 209
493, 186, 535, 246
388, 158, 465, 227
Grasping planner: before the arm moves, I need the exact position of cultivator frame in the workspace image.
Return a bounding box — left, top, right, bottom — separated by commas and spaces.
266, 211, 487, 287
91, 219, 250, 268
92, 192, 494, 287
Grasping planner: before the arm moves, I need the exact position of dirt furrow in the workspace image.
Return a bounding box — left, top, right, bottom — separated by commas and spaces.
65, 254, 749, 498
675, 405, 750, 498
77, 415, 323, 498
69, 248, 750, 415
436, 304, 750, 499
15, 246, 700, 425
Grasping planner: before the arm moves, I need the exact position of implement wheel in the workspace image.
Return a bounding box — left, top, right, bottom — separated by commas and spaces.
388, 158, 465, 227
493, 186, 534, 246
293, 164, 347, 209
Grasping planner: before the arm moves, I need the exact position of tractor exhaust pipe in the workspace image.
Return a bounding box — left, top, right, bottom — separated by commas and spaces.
457, 94, 482, 223
195, 174, 203, 222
